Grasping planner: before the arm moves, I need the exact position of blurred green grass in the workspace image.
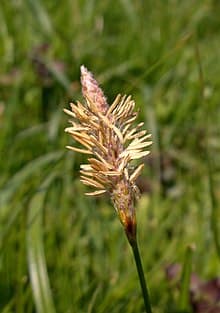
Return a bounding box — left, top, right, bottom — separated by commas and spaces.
0, 0, 220, 312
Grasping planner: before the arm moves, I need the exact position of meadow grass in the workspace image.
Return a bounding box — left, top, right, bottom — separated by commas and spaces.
0, 1, 220, 312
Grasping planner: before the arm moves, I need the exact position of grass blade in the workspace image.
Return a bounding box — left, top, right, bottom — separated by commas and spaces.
26, 0, 53, 37
0, 151, 63, 207
207, 156, 220, 261
27, 174, 57, 313
179, 244, 195, 312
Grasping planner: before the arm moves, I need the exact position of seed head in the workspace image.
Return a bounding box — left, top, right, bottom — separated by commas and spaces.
64, 66, 152, 242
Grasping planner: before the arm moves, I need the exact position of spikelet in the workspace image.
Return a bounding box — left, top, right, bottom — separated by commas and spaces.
64, 66, 152, 242
80, 65, 108, 114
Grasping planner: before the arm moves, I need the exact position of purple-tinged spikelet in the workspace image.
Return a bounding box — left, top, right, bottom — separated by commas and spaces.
64, 66, 152, 242
80, 65, 108, 114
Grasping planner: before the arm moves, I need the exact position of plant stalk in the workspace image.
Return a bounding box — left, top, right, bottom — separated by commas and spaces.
129, 239, 153, 313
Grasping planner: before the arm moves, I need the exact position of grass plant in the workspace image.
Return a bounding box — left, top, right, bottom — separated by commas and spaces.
0, 1, 220, 312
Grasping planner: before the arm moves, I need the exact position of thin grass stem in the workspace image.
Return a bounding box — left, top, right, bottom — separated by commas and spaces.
179, 244, 195, 311
194, 39, 220, 262
130, 239, 152, 313
208, 157, 220, 261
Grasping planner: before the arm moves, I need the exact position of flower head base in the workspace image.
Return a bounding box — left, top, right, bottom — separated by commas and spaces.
64, 66, 152, 242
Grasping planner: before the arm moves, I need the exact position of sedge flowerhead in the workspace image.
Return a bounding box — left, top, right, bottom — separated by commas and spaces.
64, 66, 152, 242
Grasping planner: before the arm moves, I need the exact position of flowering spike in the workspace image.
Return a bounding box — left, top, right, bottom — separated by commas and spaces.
64, 66, 152, 242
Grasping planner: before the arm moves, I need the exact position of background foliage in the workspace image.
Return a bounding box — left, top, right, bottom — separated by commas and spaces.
0, 1, 219, 312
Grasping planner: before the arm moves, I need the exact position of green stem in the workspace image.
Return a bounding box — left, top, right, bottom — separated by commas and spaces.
208, 157, 220, 261
130, 240, 153, 313
179, 244, 194, 311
